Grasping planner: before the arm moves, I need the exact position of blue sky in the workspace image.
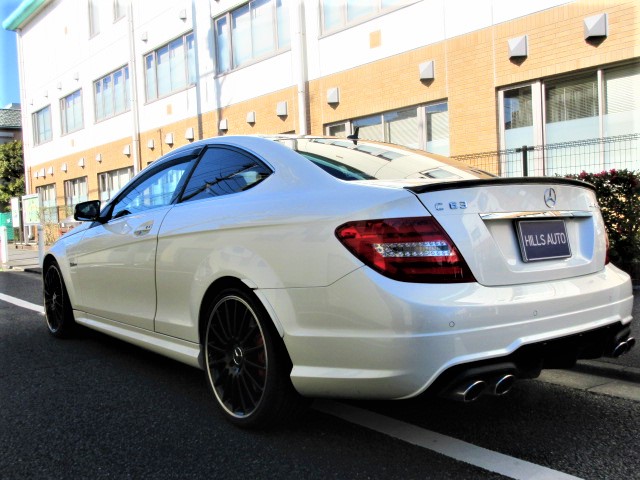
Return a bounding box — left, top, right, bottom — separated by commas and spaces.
0, 0, 22, 107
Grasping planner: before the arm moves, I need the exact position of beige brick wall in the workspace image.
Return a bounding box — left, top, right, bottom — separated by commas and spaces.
309, 0, 639, 156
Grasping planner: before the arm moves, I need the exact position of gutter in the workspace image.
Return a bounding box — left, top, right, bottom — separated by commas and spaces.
2, 0, 48, 31
292, 1, 308, 135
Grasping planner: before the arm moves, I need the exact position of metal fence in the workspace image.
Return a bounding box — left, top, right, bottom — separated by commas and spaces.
452, 133, 640, 177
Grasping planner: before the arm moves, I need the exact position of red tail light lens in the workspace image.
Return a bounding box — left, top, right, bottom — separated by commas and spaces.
335, 217, 476, 283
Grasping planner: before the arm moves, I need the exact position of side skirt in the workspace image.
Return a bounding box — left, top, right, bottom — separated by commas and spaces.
74, 311, 203, 369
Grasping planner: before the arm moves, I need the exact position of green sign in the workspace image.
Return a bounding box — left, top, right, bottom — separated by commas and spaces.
22, 194, 40, 226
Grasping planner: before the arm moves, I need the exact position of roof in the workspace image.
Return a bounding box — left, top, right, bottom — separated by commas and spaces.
0, 108, 22, 129
2, 0, 49, 31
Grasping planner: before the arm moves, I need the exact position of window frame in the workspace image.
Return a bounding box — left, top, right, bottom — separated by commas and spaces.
425, 101, 450, 156
105, 151, 201, 219
497, 62, 640, 175
178, 145, 273, 204
64, 176, 89, 210
32, 105, 53, 146
36, 183, 58, 223
98, 166, 135, 203
88, 0, 100, 38
320, 0, 412, 36
60, 89, 84, 135
113, 0, 125, 22
324, 101, 449, 154
144, 32, 196, 102
214, 0, 291, 75
94, 65, 131, 123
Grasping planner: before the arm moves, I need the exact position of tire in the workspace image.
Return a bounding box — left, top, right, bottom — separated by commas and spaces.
43, 262, 76, 338
203, 288, 307, 429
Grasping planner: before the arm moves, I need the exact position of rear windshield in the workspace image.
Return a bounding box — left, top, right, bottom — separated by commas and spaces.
297, 152, 374, 181
273, 137, 495, 181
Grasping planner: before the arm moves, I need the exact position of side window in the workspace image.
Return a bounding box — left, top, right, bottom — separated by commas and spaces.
180, 147, 271, 203
109, 158, 191, 219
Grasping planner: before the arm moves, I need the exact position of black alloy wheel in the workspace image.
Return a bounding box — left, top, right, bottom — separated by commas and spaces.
43, 262, 75, 338
204, 288, 306, 429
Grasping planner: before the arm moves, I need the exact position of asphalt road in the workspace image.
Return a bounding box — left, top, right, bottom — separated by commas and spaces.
1, 270, 639, 480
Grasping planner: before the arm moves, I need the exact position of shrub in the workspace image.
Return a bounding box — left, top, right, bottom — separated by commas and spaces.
567, 169, 640, 279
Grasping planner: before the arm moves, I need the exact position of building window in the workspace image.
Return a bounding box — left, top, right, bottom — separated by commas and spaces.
95, 66, 130, 122
145, 33, 196, 101
326, 102, 449, 153
215, 0, 290, 74
321, 0, 407, 33
426, 102, 450, 156
89, 0, 100, 37
327, 123, 348, 137
64, 177, 88, 212
36, 183, 58, 223
98, 167, 134, 202
60, 90, 84, 134
353, 114, 384, 142
32, 106, 52, 145
113, 0, 125, 22
386, 108, 420, 149
545, 73, 599, 145
498, 63, 640, 175
604, 64, 640, 137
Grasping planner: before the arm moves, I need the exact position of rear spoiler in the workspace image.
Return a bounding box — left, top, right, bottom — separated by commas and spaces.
405, 177, 595, 194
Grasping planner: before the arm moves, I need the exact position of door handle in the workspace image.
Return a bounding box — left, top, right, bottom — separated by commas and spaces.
133, 223, 153, 237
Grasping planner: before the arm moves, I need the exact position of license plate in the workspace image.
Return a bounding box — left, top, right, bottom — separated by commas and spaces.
516, 219, 571, 262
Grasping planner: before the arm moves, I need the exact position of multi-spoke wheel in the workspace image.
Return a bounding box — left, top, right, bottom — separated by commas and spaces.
43, 262, 75, 338
204, 288, 306, 428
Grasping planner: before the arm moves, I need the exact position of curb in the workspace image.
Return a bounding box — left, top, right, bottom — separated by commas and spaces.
1, 265, 41, 274
572, 360, 640, 384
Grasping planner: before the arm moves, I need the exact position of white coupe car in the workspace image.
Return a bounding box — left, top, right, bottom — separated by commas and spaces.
43, 135, 635, 428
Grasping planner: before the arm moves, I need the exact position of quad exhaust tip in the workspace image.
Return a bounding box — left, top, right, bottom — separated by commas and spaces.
445, 374, 517, 402
492, 374, 516, 396
611, 336, 635, 358
450, 380, 487, 403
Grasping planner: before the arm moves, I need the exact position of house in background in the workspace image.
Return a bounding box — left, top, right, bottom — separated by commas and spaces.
2, 0, 639, 233
0, 103, 21, 144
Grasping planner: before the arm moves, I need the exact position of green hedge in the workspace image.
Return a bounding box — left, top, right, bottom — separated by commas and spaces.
566, 169, 640, 279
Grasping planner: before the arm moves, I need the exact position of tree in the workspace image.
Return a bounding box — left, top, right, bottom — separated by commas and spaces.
0, 140, 25, 212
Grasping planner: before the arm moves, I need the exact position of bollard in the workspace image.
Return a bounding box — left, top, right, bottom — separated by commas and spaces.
0, 226, 7, 265
38, 224, 45, 267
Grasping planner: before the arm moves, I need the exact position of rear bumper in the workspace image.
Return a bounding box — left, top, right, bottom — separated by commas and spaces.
261, 263, 633, 399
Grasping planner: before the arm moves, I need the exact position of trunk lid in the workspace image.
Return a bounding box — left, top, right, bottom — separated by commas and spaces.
406, 178, 606, 286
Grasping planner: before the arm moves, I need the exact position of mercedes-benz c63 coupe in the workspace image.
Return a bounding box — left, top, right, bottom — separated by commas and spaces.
43, 135, 635, 428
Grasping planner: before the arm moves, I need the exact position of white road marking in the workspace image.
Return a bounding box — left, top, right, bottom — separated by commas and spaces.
0, 293, 45, 314
314, 400, 583, 480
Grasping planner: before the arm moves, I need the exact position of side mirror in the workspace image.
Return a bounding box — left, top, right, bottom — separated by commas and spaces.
74, 200, 102, 222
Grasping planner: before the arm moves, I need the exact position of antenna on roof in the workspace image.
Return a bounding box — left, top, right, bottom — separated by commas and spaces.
347, 126, 360, 145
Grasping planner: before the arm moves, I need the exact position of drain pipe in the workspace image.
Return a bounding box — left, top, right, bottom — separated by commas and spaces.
15, 28, 32, 243
292, 1, 308, 135
127, 2, 142, 174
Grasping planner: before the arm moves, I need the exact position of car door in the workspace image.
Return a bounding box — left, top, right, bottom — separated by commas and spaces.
68, 155, 194, 330
154, 145, 272, 340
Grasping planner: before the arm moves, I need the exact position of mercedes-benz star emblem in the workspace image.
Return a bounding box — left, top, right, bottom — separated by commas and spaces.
544, 188, 557, 208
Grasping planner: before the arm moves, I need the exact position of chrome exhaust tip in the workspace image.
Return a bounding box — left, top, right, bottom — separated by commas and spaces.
491, 374, 516, 396
611, 340, 630, 358
626, 337, 636, 351
449, 380, 487, 403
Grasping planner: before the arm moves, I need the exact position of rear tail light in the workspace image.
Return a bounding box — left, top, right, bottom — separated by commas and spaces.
335, 217, 476, 283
